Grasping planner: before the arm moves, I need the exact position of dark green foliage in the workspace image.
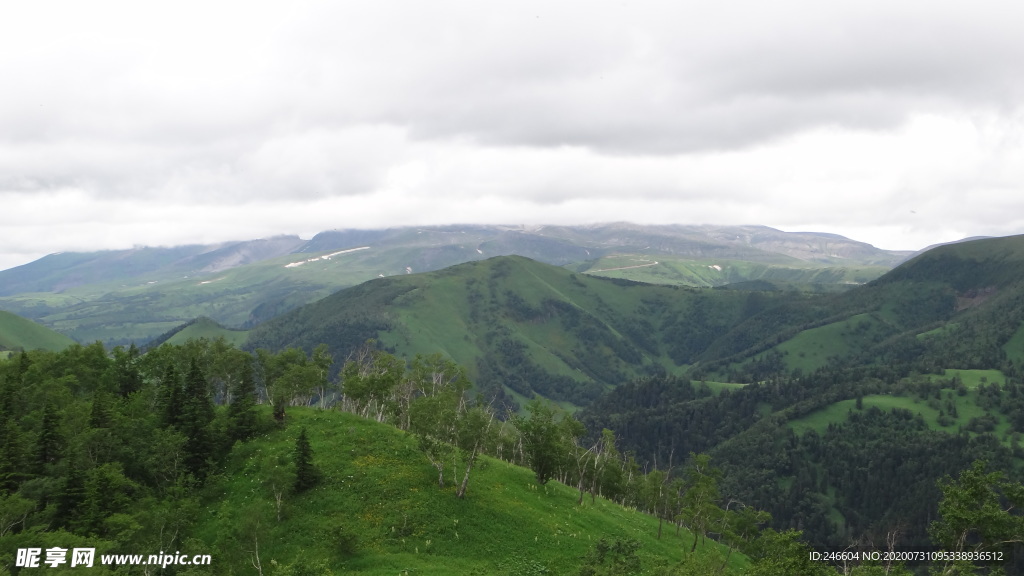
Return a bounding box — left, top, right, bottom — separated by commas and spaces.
109, 344, 142, 397
578, 538, 642, 576
929, 460, 1024, 574
513, 399, 585, 485
293, 427, 317, 493
34, 404, 61, 474
227, 359, 259, 441
180, 359, 216, 477
158, 364, 181, 428
744, 529, 836, 576
0, 417, 24, 494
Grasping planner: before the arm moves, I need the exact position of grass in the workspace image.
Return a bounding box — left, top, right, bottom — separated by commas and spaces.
1003, 323, 1024, 366
0, 310, 76, 351
788, 374, 1015, 445
773, 313, 889, 374
195, 407, 747, 575
164, 317, 249, 347
939, 369, 1006, 388
580, 255, 890, 288
701, 381, 747, 395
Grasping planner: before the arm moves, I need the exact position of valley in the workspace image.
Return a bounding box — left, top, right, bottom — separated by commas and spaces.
1, 226, 1023, 574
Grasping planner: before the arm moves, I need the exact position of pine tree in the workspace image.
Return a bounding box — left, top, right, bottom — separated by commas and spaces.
180, 359, 215, 478
227, 361, 259, 442
34, 404, 61, 474
88, 391, 113, 429
0, 418, 23, 494
159, 364, 182, 428
293, 427, 317, 493
55, 450, 86, 529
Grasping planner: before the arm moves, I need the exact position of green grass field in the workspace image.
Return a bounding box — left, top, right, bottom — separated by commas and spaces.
768, 313, 890, 374
195, 408, 746, 575
164, 317, 249, 347
788, 375, 1015, 444
579, 255, 889, 289
0, 310, 75, 351
939, 368, 1006, 388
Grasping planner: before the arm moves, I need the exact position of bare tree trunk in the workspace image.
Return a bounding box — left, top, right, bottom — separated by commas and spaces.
456, 452, 477, 498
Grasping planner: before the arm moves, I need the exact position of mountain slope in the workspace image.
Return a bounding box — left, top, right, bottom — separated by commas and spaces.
577, 235, 1024, 550
0, 224, 909, 345
194, 407, 745, 575
0, 310, 75, 352
246, 256, 806, 407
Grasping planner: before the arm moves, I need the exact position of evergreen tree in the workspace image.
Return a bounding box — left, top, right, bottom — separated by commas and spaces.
228, 360, 259, 442
293, 427, 317, 493
55, 450, 86, 528
110, 344, 143, 398
159, 364, 182, 429
0, 418, 23, 494
34, 404, 61, 474
180, 359, 215, 478
88, 391, 113, 429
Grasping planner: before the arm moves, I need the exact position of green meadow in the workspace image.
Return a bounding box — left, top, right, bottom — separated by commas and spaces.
194, 407, 746, 575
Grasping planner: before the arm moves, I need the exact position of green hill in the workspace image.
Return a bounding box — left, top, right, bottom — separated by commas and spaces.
245, 256, 806, 408
194, 407, 745, 575
146, 316, 250, 349
0, 224, 906, 345
0, 309, 75, 353
578, 235, 1024, 550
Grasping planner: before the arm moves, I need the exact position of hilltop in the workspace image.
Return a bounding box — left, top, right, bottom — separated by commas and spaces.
0, 310, 75, 356
578, 234, 1024, 550
194, 407, 745, 575
0, 223, 909, 345
245, 255, 804, 408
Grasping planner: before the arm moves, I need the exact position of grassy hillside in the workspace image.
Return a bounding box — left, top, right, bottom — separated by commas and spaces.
195, 407, 745, 575
0, 224, 906, 346
0, 309, 75, 352
576, 255, 889, 288
147, 316, 250, 348
245, 256, 805, 408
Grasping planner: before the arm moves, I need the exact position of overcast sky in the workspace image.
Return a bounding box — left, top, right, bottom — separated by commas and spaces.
2, 0, 1024, 271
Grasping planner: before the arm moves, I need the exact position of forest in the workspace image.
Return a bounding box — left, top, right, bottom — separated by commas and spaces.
1, 338, 1021, 574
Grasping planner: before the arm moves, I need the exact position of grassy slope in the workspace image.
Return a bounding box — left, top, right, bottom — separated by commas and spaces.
249, 256, 785, 407
196, 408, 745, 575
0, 226, 905, 346
164, 317, 249, 347
788, 370, 1016, 443
580, 255, 889, 288
0, 310, 75, 351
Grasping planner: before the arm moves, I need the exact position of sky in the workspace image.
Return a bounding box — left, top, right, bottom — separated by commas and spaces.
2, 0, 1024, 271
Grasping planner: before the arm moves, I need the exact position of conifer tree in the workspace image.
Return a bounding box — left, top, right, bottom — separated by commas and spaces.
293, 427, 317, 493
0, 418, 23, 494
228, 360, 259, 442
159, 364, 182, 429
56, 450, 86, 528
34, 404, 61, 474
88, 391, 113, 429
180, 359, 215, 478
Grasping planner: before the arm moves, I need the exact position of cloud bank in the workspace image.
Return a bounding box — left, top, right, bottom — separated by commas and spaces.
2, 0, 1023, 269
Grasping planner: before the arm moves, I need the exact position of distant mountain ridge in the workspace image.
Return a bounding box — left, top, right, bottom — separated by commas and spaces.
0, 223, 919, 345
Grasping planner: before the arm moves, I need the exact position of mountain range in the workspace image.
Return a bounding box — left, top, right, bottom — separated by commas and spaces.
0, 223, 911, 346
2, 225, 1023, 558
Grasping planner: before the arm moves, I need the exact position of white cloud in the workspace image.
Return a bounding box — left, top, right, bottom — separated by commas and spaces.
1, 0, 1023, 270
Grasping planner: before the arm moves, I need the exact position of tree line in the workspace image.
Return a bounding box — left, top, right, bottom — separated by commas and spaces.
1, 338, 1021, 575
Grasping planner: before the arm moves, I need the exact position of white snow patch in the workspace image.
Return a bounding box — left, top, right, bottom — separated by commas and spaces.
285, 246, 370, 269
476, 249, 483, 254
708, 265, 722, 271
